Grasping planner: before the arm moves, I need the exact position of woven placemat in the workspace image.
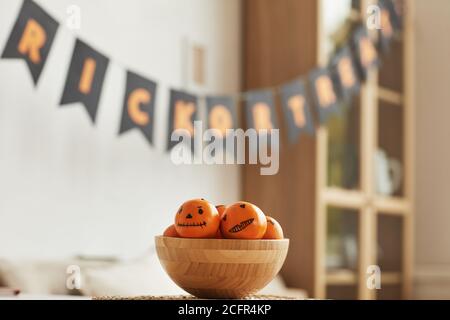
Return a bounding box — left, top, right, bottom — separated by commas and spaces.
93, 294, 302, 300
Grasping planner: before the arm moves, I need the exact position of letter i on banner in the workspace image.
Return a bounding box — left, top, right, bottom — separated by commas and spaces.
60, 39, 109, 123
119, 71, 157, 145
167, 90, 198, 151
280, 79, 315, 144
1, 0, 59, 85
309, 67, 339, 124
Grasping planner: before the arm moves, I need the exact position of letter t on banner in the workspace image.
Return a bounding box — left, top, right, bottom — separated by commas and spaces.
1, 0, 59, 85
60, 39, 109, 123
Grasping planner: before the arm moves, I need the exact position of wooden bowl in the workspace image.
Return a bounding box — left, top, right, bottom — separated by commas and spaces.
155, 236, 289, 299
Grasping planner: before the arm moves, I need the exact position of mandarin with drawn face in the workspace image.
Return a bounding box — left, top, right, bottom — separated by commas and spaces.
175, 199, 220, 238
220, 201, 267, 239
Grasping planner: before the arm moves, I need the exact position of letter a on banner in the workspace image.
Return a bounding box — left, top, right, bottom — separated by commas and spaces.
167, 90, 198, 151
60, 39, 109, 123
119, 71, 157, 145
1, 0, 59, 85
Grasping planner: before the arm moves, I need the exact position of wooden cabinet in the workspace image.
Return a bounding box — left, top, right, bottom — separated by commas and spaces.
242, 0, 414, 299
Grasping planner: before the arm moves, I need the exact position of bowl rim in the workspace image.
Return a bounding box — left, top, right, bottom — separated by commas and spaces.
155, 235, 289, 242
155, 235, 289, 251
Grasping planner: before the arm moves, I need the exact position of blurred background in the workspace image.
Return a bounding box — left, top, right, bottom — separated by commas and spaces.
0, 0, 449, 300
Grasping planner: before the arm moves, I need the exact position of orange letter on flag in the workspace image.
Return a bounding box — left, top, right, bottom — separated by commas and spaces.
78, 58, 96, 94
174, 101, 196, 136
252, 103, 274, 131
209, 105, 233, 137
127, 88, 151, 126
17, 19, 46, 64
287, 95, 306, 128
316, 75, 336, 107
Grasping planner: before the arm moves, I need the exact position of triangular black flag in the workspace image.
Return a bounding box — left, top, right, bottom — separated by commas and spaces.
167, 90, 198, 151
205, 95, 237, 138
280, 79, 315, 143
244, 89, 278, 133
1, 0, 59, 85
330, 46, 360, 102
119, 71, 157, 145
351, 26, 379, 81
60, 39, 109, 123
309, 67, 339, 124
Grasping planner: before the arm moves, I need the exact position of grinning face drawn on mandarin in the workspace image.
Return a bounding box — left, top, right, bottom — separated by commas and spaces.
220, 202, 267, 239
163, 224, 179, 237
175, 199, 220, 238
263, 216, 284, 239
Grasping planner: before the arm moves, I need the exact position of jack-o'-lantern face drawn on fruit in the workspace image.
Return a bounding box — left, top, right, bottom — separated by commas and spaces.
220, 202, 267, 239
175, 199, 220, 238
263, 216, 284, 239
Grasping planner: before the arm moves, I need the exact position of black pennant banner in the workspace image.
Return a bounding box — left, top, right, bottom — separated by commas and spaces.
245, 89, 278, 134
0, 0, 403, 152
119, 71, 157, 145
1, 0, 59, 85
330, 46, 360, 102
280, 79, 315, 143
167, 90, 198, 151
309, 67, 339, 124
60, 39, 109, 123
205, 96, 237, 139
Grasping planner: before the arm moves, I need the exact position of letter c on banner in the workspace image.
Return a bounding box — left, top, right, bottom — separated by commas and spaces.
252, 102, 274, 131
17, 19, 46, 64
209, 104, 233, 137
127, 88, 151, 126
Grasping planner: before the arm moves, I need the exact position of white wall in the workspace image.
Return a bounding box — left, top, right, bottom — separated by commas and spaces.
0, 0, 241, 259
414, 0, 450, 299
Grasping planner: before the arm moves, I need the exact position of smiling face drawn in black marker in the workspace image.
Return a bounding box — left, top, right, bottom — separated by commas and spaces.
174, 198, 220, 238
